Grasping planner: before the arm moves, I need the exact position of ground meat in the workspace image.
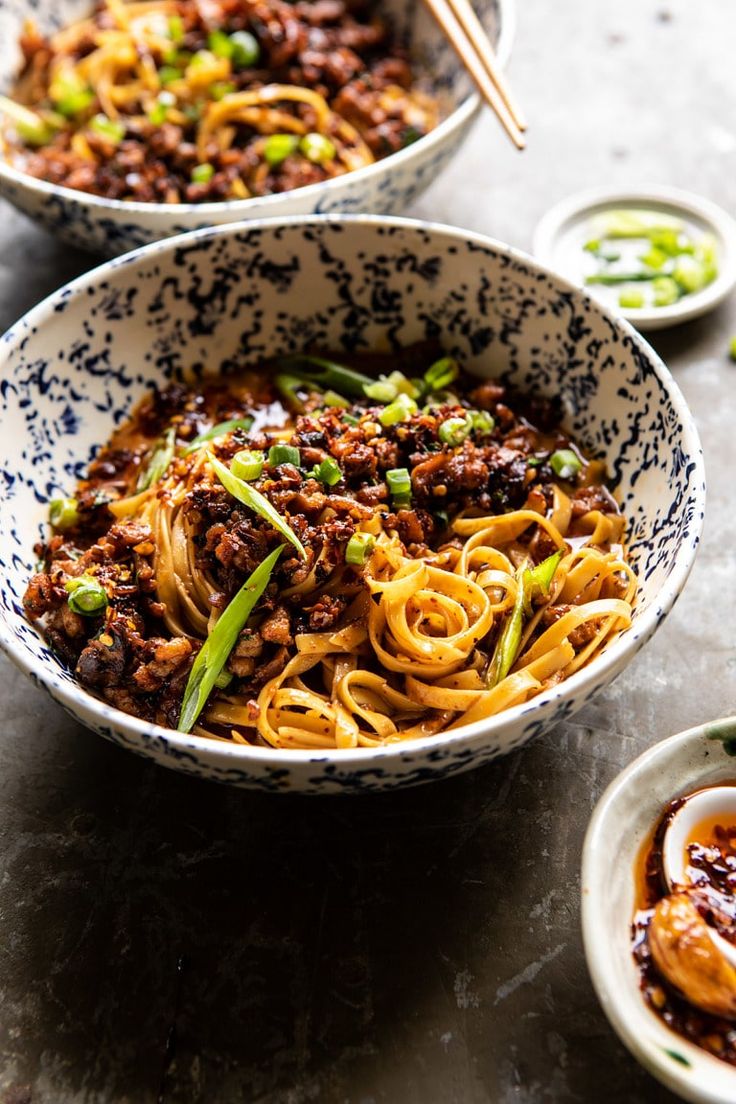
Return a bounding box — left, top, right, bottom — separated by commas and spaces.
260, 605, 293, 645
571, 485, 619, 516
132, 637, 194, 692
306, 594, 346, 631
76, 624, 128, 688
541, 604, 600, 649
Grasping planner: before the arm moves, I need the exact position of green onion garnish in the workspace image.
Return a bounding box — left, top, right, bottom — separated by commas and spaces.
208, 29, 234, 58
49, 497, 79, 531
438, 416, 471, 447
214, 669, 233, 690
469, 409, 495, 435
364, 379, 398, 403
263, 134, 299, 167
50, 74, 94, 118
487, 562, 527, 687
268, 444, 301, 467
550, 449, 582, 480
159, 65, 181, 86
191, 162, 214, 184
321, 389, 348, 409
0, 94, 55, 146
300, 132, 336, 164
210, 80, 236, 101
386, 467, 412, 502
526, 550, 562, 595
231, 449, 264, 481
345, 532, 375, 565
182, 416, 254, 454
618, 289, 645, 309
209, 453, 307, 560
178, 544, 284, 732
311, 458, 341, 486
90, 114, 125, 144
65, 576, 108, 617
137, 427, 176, 491
342, 413, 360, 426
424, 357, 459, 391
379, 393, 417, 427
730, 336, 736, 362
168, 14, 184, 41
230, 30, 260, 67
275, 354, 374, 398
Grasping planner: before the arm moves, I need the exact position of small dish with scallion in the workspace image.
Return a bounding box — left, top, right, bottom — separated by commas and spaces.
533, 186, 736, 331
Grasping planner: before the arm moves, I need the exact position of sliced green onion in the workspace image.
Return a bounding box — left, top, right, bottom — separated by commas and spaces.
50, 74, 94, 118
586, 272, 658, 286
263, 134, 299, 166
729, 336, 736, 362
526, 550, 562, 595
638, 245, 668, 270
147, 98, 168, 125
90, 113, 125, 144
65, 576, 108, 617
386, 371, 420, 398
182, 416, 254, 454
469, 409, 495, 436
168, 14, 184, 41
672, 254, 712, 295
311, 458, 341, 486
209, 454, 306, 559
49, 497, 79, 531
345, 532, 375, 565
386, 467, 412, 502
191, 162, 214, 184
651, 276, 680, 307
550, 448, 582, 480
379, 393, 417, 426
210, 80, 236, 101
439, 416, 471, 447
434, 509, 450, 529
321, 389, 348, 409
424, 357, 459, 391
618, 289, 645, 309
231, 449, 264, 481
214, 669, 233, 690
159, 65, 181, 85
178, 545, 284, 732
364, 379, 397, 403
341, 412, 360, 426
276, 354, 374, 398
487, 562, 527, 687
0, 94, 55, 145
208, 29, 234, 58
268, 444, 301, 467
300, 132, 336, 163
230, 30, 260, 67
647, 226, 685, 256
137, 427, 176, 491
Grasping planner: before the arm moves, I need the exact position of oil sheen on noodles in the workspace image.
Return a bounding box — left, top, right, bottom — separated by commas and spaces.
110, 461, 635, 750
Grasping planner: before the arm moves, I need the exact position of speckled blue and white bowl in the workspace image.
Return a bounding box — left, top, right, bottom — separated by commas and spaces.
0, 215, 705, 793
0, 0, 512, 256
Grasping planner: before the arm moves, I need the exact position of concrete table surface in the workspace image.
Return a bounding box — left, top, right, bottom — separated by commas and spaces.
0, 0, 733, 1100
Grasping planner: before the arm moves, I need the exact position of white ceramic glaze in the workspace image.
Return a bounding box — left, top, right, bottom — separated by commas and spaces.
0, 215, 705, 792
533, 185, 736, 331
582, 719, 736, 1104
0, 0, 512, 255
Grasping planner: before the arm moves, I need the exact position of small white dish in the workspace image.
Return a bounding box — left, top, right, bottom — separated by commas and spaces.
582, 718, 736, 1104
533, 186, 736, 331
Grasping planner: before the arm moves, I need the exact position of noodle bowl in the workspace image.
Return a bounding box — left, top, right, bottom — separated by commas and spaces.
24, 351, 637, 751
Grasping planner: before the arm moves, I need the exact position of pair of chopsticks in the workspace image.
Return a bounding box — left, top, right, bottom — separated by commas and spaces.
423, 0, 526, 149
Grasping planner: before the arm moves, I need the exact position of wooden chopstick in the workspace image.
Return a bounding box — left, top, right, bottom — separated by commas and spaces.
422, 0, 526, 149
444, 0, 527, 131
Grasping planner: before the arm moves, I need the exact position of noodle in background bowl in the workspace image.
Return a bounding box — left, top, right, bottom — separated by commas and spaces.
0, 215, 705, 792
0, 0, 512, 257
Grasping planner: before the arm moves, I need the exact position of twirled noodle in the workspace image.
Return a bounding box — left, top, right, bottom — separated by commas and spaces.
175, 493, 636, 748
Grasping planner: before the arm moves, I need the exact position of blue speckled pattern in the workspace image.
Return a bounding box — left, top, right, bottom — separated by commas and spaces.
0, 0, 509, 255
0, 216, 706, 792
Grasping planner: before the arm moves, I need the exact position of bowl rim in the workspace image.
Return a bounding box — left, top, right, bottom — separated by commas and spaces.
0, 211, 706, 770
0, 0, 515, 217
532, 183, 736, 332
581, 720, 736, 1104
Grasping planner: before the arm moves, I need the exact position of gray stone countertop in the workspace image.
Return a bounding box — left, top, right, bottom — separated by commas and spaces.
0, 0, 734, 1100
